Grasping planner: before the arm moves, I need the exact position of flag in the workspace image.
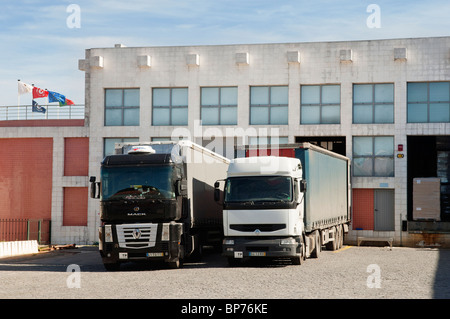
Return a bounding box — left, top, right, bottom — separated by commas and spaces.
59, 98, 75, 106
32, 100, 46, 114
18, 81, 33, 95
32, 86, 48, 99
48, 91, 66, 104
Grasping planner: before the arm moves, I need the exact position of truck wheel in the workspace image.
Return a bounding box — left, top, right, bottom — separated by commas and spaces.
337, 225, 344, 249
311, 231, 321, 258
168, 259, 182, 269
326, 226, 337, 251
227, 257, 241, 267
291, 236, 305, 265
103, 263, 120, 271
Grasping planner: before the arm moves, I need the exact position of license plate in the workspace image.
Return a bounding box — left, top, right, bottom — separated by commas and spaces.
249, 252, 266, 256
234, 251, 243, 258
147, 252, 164, 257
119, 252, 128, 259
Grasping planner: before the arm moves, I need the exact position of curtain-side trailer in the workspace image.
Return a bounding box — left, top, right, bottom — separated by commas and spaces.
217, 143, 351, 265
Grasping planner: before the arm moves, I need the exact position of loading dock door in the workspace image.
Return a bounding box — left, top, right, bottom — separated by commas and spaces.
374, 189, 395, 231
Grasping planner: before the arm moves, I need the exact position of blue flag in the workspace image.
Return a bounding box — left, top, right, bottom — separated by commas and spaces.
32, 100, 46, 113
48, 90, 66, 105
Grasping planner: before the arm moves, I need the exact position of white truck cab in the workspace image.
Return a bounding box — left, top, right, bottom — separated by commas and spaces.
216, 156, 307, 265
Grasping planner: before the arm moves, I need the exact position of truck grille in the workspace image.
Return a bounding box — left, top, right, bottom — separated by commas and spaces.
116, 223, 158, 249
230, 224, 286, 232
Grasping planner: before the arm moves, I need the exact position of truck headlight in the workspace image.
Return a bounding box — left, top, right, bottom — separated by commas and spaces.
104, 225, 113, 243
223, 239, 234, 245
280, 238, 295, 245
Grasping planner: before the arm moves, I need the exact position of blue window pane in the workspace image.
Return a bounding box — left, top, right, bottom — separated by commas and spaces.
430, 103, 450, 122
354, 104, 373, 123
375, 158, 394, 177
270, 106, 288, 124
374, 137, 393, 156
301, 105, 320, 124
172, 88, 188, 106
322, 105, 340, 124
353, 137, 373, 156
171, 107, 188, 125
251, 87, 269, 105
220, 87, 237, 105
153, 108, 170, 125
353, 158, 373, 176
124, 89, 140, 107
201, 88, 219, 105
322, 85, 340, 104
153, 89, 170, 106
353, 85, 372, 103
407, 103, 428, 123
430, 82, 450, 102
408, 83, 428, 102
220, 106, 237, 125
301, 86, 320, 104
270, 86, 288, 105
105, 89, 123, 107
375, 84, 394, 103
374, 104, 394, 123
250, 106, 269, 124
123, 108, 139, 126
105, 109, 122, 126
201, 107, 219, 125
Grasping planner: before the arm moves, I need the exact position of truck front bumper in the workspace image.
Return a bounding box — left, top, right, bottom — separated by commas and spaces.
222, 236, 301, 259
99, 223, 183, 265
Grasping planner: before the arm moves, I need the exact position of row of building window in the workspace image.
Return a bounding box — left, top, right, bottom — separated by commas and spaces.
103, 136, 395, 177
104, 82, 450, 126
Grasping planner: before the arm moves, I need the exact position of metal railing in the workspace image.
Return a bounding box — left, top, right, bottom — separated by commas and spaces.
0, 219, 51, 245
0, 104, 85, 121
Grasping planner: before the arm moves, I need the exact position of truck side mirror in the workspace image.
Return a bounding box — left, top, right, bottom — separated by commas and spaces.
90, 176, 100, 199
214, 180, 224, 203
176, 180, 187, 197
300, 180, 307, 193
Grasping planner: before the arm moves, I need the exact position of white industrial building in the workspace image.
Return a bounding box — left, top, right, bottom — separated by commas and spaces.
3, 36, 449, 247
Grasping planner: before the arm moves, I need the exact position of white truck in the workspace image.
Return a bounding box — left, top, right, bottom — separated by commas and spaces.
215, 143, 351, 265
91, 141, 230, 270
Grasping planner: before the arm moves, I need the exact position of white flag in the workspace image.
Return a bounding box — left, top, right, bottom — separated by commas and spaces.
18, 81, 33, 95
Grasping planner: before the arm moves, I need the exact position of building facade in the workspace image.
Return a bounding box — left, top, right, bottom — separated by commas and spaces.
2, 36, 450, 247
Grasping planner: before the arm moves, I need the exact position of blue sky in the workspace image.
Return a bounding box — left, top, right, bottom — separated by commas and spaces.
1, 0, 450, 107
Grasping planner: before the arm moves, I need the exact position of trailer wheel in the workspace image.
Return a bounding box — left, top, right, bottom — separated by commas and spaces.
311, 230, 321, 258
337, 225, 344, 249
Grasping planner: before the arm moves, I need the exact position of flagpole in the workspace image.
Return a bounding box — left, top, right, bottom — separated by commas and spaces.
17, 79, 20, 119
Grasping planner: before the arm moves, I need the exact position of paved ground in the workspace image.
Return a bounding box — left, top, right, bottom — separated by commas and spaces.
0, 244, 449, 301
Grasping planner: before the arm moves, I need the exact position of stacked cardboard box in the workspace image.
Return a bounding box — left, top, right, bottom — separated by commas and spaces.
413, 177, 441, 221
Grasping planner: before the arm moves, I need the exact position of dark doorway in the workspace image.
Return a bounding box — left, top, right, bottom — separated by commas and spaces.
407, 136, 450, 222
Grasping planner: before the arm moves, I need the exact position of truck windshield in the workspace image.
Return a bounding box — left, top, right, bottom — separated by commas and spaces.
224, 176, 292, 203
101, 166, 175, 200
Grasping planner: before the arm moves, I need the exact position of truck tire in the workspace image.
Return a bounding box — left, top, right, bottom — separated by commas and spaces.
337, 225, 344, 249
311, 230, 321, 258
168, 259, 182, 269
325, 226, 337, 251
227, 257, 241, 267
291, 236, 305, 265
103, 263, 120, 271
